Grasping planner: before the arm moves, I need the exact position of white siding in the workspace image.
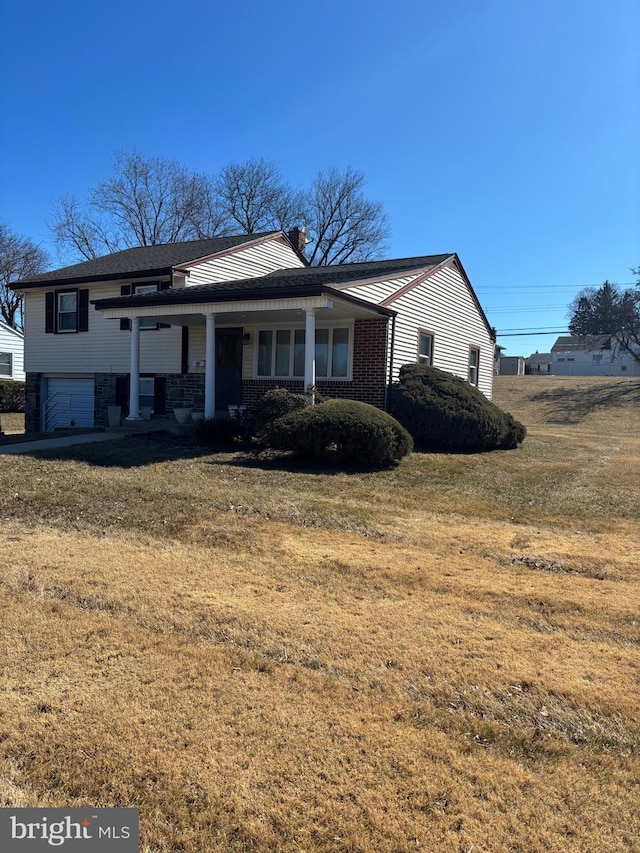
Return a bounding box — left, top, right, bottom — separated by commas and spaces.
336, 274, 416, 306
0, 323, 25, 380
343, 263, 495, 398
184, 239, 304, 286
24, 285, 182, 374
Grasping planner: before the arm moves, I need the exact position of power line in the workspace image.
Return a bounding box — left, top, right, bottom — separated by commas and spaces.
497, 330, 568, 337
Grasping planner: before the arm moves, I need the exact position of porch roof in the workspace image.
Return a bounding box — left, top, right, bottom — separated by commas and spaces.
92, 278, 397, 319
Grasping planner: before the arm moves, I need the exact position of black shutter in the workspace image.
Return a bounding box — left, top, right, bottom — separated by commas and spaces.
78, 289, 89, 332
115, 376, 129, 417
120, 285, 131, 331
45, 292, 55, 333
181, 326, 189, 374
154, 377, 167, 415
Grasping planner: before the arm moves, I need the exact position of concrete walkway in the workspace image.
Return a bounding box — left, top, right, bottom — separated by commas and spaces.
0, 432, 126, 455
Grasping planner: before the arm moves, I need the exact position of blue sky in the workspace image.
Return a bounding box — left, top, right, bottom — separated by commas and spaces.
1, 0, 638, 356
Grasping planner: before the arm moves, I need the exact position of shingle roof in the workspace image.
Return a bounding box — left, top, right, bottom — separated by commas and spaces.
11, 232, 279, 287
552, 335, 612, 352
93, 255, 453, 311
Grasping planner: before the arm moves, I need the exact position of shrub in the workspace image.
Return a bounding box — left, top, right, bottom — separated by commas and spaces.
0, 381, 25, 413
253, 387, 308, 437
265, 398, 413, 468
391, 364, 526, 452
193, 416, 242, 445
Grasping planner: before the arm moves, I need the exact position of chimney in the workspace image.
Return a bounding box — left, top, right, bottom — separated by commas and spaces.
288, 226, 308, 258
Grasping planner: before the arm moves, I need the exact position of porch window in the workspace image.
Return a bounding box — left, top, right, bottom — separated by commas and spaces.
139, 377, 155, 412
257, 326, 351, 379
0, 352, 12, 377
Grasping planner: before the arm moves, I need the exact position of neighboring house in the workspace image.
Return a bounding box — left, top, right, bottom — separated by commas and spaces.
525, 352, 552, 375
551, 336, 640, 377
11, 229, 495, 432
498, 355, 525, 376
0, 321, 25, 381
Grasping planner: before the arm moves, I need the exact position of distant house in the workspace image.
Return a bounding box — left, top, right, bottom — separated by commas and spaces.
11, 229, 496, 432
0, 321, 25, 381
525, 352, 552, 375
498, 355, 525, 376
551, 336, 640, 376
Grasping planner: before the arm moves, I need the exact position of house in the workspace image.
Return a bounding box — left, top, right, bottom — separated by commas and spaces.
498, 355, 525, 376
11, 229, 495, 432
525, 352, 552, 375
0, 321, 25, 381
551, 336, 640, 377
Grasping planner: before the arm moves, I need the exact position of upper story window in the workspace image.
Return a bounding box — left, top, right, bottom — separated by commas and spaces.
135, 284, 161, 329
418, 331, 434, 365
0, 352, 12, 377
257, 326, 351, 379
45, 289, 89, 334
468, 346, 480, 386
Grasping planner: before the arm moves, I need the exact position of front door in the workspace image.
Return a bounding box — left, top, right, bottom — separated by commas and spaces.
216, 328, 243, 409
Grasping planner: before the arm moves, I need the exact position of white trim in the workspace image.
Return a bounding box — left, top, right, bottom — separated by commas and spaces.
99, 296, 333, 321
254, 321, 354, 381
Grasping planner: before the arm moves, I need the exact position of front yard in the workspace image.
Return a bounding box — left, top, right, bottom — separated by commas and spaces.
0, 376, 638, 852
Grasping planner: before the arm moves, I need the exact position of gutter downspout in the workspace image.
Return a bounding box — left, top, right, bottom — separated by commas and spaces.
386, 314, 396, 413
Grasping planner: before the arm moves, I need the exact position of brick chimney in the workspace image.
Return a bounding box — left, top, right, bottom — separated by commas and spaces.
288, 226, 308, 258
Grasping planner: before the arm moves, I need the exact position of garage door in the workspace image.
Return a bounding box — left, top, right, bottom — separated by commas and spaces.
44, 378, 95, 430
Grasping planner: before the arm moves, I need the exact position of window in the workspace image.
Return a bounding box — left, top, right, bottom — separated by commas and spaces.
0, 352, 12, 377
257, 326, 351, 379
139, 377, 155, 412
135, 284, 161, 329
418, 331, 434, 365
57, 292, 77, 332
45, 289, 89, 334
468, 347, 480, 386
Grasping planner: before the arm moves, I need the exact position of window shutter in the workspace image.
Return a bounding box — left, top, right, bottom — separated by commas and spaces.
45, 292, 55, 333
78, 289, 89, 332
115, 376, 129, 417
153, 377, 167, 415
120, 285, 132, 331
181, 326, 189, 374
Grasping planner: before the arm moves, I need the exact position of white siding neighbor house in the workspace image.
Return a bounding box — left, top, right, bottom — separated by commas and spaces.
0, 321, 25, 381
10, 229, 495, 432
551, 336, 640, 377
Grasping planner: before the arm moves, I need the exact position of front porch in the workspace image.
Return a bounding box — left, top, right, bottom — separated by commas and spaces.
94, 287, 394, 420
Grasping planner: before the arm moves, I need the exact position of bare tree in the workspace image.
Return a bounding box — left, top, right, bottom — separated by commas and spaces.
49, 152, 391, 268
50, 151, 218, 261
214, 159, 306, 234
0, 223, 50, 331
303, 167, 390, 266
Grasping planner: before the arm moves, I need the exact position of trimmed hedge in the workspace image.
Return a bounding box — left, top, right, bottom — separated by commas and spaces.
391, 364, 526, 452
254, 387, 308, 434
0, 381, 25, 413
265, 398, 413, 468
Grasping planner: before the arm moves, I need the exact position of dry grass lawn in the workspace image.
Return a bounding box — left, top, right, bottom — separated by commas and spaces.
0, 376, 639, 852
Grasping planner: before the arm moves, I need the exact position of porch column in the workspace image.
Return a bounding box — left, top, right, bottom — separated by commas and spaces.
204, 312, 216, 418
126, 317, 142, 421
304, 308, 316, 404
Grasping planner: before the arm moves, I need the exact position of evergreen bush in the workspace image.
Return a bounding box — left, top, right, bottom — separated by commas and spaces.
391, 364, 526, 452
0, 381, 25, 413
266, 398, 413, 468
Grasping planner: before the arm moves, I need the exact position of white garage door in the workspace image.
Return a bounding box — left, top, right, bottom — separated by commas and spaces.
44, 378, 95, 430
